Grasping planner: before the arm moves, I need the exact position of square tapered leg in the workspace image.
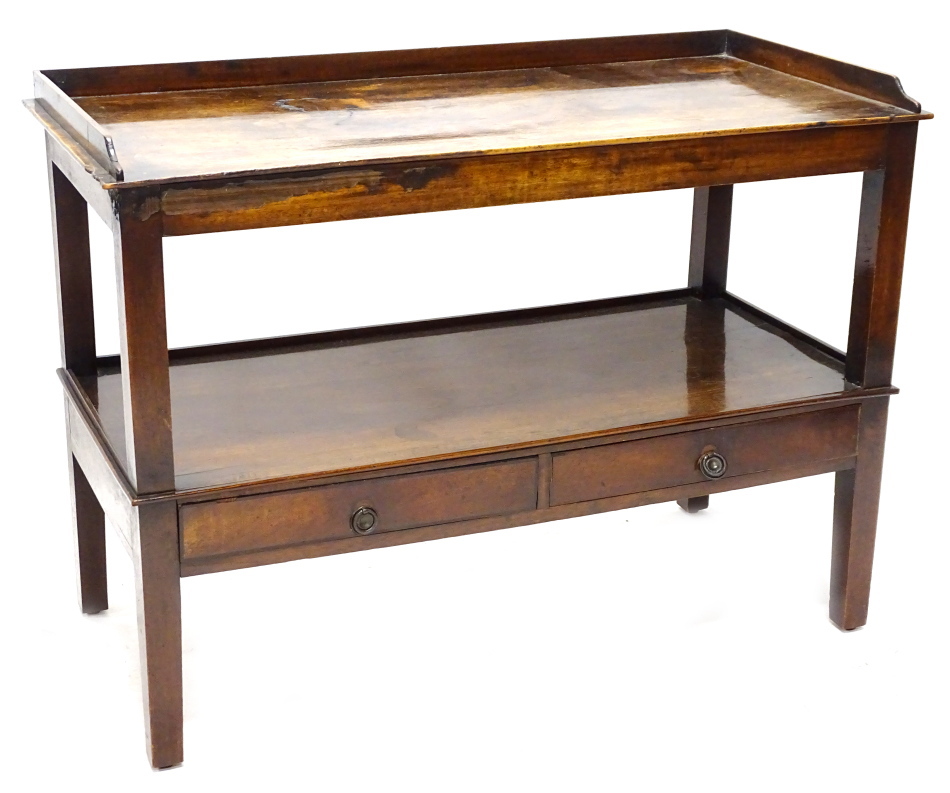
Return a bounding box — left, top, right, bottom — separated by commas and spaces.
69, 454, 108, 614
133, 501, 183, 768
830, 399, 889, 631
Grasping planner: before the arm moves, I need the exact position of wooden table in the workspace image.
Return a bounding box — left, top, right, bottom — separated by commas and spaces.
27, 30, 931, 768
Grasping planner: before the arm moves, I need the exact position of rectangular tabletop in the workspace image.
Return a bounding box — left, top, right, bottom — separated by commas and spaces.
70, 54, 915, 185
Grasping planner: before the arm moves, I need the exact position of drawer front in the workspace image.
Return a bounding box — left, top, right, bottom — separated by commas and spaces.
181, 458, 538, 561
550, 406, 859, 506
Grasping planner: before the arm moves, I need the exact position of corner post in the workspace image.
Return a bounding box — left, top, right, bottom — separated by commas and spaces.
114, 188, 182, 767
832, 122, 918, 630
687, 184, 733, 297
48, 139, 108, 614
678, 184, 733, 514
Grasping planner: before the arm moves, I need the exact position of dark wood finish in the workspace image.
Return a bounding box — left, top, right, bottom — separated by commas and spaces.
679, 294, 723, 522
74, 383, 888, 509
113, 193, 174, 494
50, 146, 109, 612
28, 103, 116, 229
549, 406, 859, 506
181, 459, 537, 563
74, 57, 915, 186
688, 185, 733, 297
48, 153, 96, 376
43, 32, 729, 97
87, 296, 853, 492
182, 455, 855, 577
846, 123, 919, 388
39, 30, 919, 116
829, 122, 919, 630
159, 126, 888, 236
34, 72, 123, 178
537, 453, 553, 510
132, 500, 182, 768
726, 31, 922, 112
677, 496, 709, 514
69, 454, 108, 613
683, 295, 727, 416
64, 376, 135, 548
831, 398, 889, 630
683, 182, 732, 525
113, 193, 180, 767
32, 32, 928, 188
98, 288, 692, 371
27, 34, 929, 768
723, 292, 846, 363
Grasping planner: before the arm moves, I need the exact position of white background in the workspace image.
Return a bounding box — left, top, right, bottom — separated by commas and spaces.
1, 2, 946, 789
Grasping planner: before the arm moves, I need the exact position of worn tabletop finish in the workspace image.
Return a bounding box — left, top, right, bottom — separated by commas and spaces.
74, 55, 916, 184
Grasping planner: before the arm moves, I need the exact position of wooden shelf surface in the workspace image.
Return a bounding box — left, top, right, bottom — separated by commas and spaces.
80, 294, 859, 493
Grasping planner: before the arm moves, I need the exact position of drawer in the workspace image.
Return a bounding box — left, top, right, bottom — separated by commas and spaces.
550, 406, 859, 506
180, 458, 538, 561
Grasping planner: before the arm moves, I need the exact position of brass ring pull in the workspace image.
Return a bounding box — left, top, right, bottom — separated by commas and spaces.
351, 506, 379, 535
698, 451, 727, 480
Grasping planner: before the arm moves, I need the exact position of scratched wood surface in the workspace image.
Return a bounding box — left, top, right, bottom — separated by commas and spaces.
84, 296, 851, 491
72, 55, 918, 185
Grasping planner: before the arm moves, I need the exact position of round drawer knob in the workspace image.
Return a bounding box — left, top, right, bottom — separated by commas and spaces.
698, 451, 727, 479
351, 506, 378, 535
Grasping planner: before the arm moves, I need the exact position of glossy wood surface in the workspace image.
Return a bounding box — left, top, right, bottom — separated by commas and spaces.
181, 458, 538, 562
689, 185, 733, 297
69, 55, 919, 185
50, 155, 110, 612
65, 389, 135, 548
182, 451, 856, 577
846, 123, 918, 388
550, 405, 858, 505
158, 125, 889, 236
82, 295, 850, 492
178, 405, 858, 568
31, 33, 929, 768
48, 154, 96, 376
132, 500, 182, 768
46, 31, 730, 96
113, 194, 175, 494
69, 453, 108, 613
727, 32, 922, 113
35, 72, 124, 179
831, 398, 889, 630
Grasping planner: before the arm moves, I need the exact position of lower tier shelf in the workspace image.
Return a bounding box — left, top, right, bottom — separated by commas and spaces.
75, 291, 864, 494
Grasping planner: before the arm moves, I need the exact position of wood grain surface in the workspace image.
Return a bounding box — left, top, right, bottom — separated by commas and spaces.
180, 458, 538, 562
158, 125, 888, 236
30, 31, 930, 769
550, 405, 859, 505
84, 295, 851, 491
181, 454, 857, 576
73, 55, 918, 184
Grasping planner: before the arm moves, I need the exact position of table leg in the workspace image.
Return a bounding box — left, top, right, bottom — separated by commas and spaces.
830, 398, 888, 630
832, 122, 917, 630
683, 190, 732, 516
687, 184, 733, 297
677, 496, 709, 514
48, 147, 107, 613
133, 500, 183, 768
69, 453, 108, 613
114, 191, 181, 767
